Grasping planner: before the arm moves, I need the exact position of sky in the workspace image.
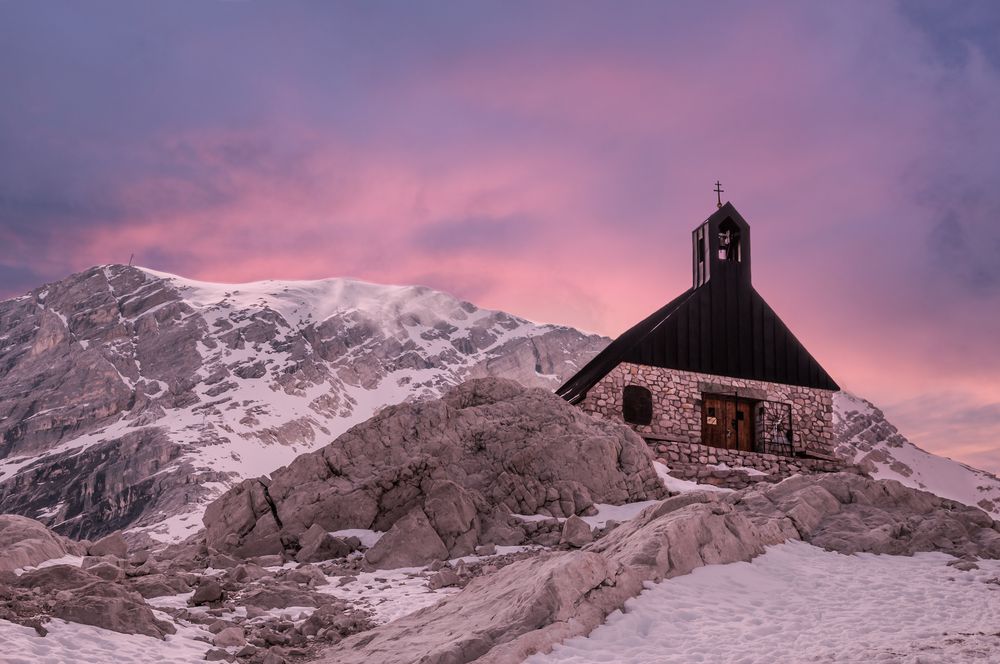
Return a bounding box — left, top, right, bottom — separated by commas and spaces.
1, 1, 999, 474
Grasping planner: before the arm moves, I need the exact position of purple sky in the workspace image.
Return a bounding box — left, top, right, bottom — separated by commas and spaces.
1, 1, 999, 473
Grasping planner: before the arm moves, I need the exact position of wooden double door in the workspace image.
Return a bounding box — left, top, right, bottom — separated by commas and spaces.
702, 394, 755, 452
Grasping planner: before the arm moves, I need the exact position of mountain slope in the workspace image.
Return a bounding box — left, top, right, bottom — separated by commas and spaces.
2, 264, 998, 544
0, 265, 607, 541
834, 391, 1000, 519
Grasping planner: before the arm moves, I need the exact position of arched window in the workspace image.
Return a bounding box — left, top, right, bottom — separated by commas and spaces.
623, 385, 653, 426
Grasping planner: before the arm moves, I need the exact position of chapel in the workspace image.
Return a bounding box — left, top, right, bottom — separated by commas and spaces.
557, 200, 842, 478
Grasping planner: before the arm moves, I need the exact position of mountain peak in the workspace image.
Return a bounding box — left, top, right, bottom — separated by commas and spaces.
0, 264, 607, 542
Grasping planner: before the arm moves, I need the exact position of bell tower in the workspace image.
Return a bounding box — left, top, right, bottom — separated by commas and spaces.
692, 201, 752, 288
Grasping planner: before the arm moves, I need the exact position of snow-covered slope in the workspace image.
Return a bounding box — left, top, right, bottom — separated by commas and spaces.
834, 391, 1000, 519
0, 265, 607, 542
528, 541, 1000, 664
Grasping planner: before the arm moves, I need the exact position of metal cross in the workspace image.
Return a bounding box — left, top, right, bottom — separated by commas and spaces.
714, 181, 724, 209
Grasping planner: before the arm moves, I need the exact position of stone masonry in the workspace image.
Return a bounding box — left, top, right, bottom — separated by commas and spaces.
578, 362, 844, 488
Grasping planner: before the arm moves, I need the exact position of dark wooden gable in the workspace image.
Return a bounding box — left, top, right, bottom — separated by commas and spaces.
557, 202, 839, 404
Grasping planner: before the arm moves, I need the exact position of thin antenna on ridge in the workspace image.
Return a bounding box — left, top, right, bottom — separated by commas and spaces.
128, 253, 134, 266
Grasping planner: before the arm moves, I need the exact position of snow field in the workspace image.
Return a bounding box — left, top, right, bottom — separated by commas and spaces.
0, 615, 213, 664
527, 541, 1000, 664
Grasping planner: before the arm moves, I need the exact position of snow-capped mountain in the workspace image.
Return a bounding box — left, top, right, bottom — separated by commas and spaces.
0, 265, 607, 542
2, 264, 998, 546
834, 391, 1000, 519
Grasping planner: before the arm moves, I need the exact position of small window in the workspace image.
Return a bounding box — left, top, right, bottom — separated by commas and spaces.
708, 407, 716, 417
736, 411, 745, 421
623, 386, 653, 426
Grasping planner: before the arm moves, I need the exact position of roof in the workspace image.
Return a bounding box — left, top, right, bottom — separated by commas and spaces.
557, 203, 840, 403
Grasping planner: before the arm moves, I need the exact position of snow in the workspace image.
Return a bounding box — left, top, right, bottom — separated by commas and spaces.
653, 461, 734, 494
529, 540, 1000, 664
317, 568, 459, 624
0, 615, 213, 664
580, 501, 661, 529
13, 555, 84, 576
707, 462, 768, 477
331, 528, 384, 548
512, 513, 559, 523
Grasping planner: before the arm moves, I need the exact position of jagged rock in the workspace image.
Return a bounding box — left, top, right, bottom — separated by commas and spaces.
209, 552, 239, 569
560, 515, 592, 548
287, 564, 328, 587
316, 473, 1000, 664
204, 649, 232, 662
296, 524, 357, 563
81, 555, 122, 570
214, 626, 246, 647
0, 514, 87, 571
191, 578, 224, 605
205, 378, 665, 561
129, 573, 191, 598
249, 554, 284, 568
88, 531, 128, 558
300, 604, 374, 642
242, 585, 318, 610
428, 569, 461, 589
208, 619, 237, 634
235, 645, 257, 658
14, 564, 176, 639
833, 392, 1000, 519
423, 480, 481, 557
128, 550, 150, 565
226, 563, 269, 584
85, 561, 125, 582
261, 650, 286, 664
364, 508, 449, 569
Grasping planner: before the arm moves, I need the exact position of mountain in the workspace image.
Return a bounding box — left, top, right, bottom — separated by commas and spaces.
0, 265, 607, 542
833, 391, 1000, 519
2, 264, 998, 545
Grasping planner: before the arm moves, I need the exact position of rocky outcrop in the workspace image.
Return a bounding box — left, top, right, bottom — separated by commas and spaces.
0, 265, 607, 541
364, 508, 449, 569
833, 392, 1000, 519
204, 378, 666, 565
10, 565, 176, 639
318, 472, 1000, 664
0, 514, 88, 571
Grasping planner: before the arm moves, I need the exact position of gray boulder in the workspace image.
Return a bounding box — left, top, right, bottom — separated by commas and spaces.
88, 531, 128, 558
0, 514, 87, 571
296, 524, 357, 563
129, 573, 192, 598
560, 515, 593, 548
84, 561, 125, 583
15, 564, 175, 639
191, 577, 223, 605
205, 378, 666, 562
214, 626, 246, 647
364, 508, 449, 569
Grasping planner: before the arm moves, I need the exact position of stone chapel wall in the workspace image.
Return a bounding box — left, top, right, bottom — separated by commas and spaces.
578, 362, 837, 459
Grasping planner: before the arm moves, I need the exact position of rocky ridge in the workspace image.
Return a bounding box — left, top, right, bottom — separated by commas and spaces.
0, 266, 606, 542
318, 472, 1000, 664
204, 378, 666, 564
834, 392, 1000, 518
